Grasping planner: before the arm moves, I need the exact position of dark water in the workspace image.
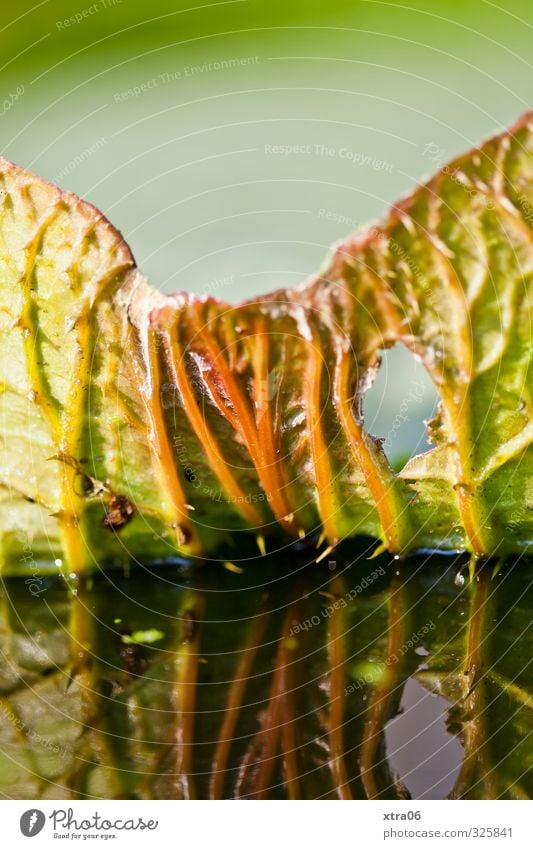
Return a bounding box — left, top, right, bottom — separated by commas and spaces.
0, 545, 531, 800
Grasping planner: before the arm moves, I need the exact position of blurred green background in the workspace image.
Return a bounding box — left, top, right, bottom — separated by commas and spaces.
1, 0, 531, 461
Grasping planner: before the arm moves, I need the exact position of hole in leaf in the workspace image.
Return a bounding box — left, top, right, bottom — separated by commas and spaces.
361, 343, 439, 471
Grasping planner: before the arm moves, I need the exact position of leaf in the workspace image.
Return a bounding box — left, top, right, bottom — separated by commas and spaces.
0, 115, 532, 573
0, 550, 530, 799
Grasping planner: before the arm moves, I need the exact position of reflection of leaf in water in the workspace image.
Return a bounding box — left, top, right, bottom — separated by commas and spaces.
417, 560, 533, 799
0, 551, 531, 799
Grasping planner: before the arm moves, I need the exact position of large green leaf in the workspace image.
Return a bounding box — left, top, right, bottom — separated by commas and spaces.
0, 115, 532, 573
0, 550, 530, 799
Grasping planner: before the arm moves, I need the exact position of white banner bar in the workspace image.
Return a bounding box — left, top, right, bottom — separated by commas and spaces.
2, 799, 531, 848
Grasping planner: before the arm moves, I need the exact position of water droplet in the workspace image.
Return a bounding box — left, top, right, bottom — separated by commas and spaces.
54, 558, 62, 567
454, 571, 465, 587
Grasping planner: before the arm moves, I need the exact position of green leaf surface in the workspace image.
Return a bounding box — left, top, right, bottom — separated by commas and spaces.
0, 114, 532, 572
